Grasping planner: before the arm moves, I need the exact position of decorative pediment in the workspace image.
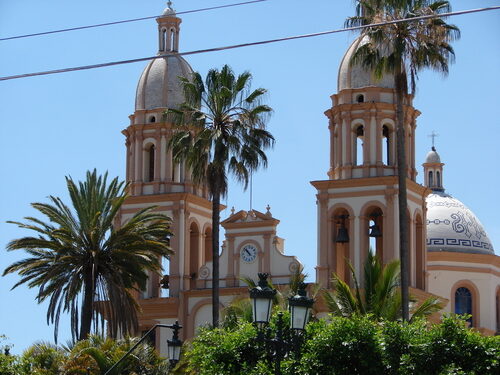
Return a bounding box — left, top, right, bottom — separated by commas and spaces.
221, 206, 280, 229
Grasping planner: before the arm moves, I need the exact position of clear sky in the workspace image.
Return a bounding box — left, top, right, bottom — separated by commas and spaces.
0, 0, 499, 353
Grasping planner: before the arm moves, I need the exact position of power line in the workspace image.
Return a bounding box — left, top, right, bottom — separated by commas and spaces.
0, 0, 268, 42
1, 5, 499, 82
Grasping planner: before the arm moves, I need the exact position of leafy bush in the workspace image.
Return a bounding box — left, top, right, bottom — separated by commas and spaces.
176, 314, 499, 375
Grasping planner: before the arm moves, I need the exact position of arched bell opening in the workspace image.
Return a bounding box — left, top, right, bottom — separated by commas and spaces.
382, 124, 393, 166
415, 213, 425, 289
331, 208, 351, 283
353, 124, 365, 166
366, 207, 384, 261
143, 143, 156, 183
189, 222, 201, 289
204, 227, 213, 264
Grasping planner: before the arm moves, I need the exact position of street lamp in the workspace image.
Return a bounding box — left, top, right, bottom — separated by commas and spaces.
288, 282, 314, 330
249, 273, 277, 328
167, 320, 183, 367
249, 274, 314, 375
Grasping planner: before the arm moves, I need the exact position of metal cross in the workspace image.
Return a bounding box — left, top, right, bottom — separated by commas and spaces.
428, 131, 439, 148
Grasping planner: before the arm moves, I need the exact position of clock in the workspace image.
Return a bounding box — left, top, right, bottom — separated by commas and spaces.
240, 244, 257, 263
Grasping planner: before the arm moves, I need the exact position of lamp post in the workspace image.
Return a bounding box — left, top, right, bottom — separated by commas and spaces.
249, 273, 314, 375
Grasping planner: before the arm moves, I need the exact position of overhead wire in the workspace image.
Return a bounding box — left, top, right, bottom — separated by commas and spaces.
1, 5, 499, 82
0, 0, 268, 42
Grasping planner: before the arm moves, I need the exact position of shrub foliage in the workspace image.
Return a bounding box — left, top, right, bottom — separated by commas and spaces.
175, 315, 499, 375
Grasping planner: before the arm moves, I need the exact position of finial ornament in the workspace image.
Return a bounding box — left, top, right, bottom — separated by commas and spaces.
428, 131, 439, 149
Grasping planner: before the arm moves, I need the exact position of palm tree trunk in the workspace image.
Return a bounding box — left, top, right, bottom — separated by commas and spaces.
395, 67, 410, 322
211, 185, 221, 328
80, 270, 94, 340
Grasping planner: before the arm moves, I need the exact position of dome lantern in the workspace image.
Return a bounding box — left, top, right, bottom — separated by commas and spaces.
423, 146, 445, 192
134, 1, 193, 112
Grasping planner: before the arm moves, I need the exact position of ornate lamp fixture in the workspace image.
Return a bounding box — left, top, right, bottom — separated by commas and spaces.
167, 321, 183, 367
288, 282, 314, 330
249, 273, 277, 328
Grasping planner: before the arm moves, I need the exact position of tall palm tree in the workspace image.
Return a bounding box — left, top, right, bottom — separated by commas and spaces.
325, 251, 442, 321
3, 170, 173, 341
346, 0, 459, 320
165, 65, 274, 327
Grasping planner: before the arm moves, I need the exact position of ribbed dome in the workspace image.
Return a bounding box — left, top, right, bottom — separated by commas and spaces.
425, 147, 441, 163
338, 36, 395, 91
426, 191, 494, 254
135, 54, 193, 111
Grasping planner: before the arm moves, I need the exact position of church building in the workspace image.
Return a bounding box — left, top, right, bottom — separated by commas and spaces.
116, 2, 499, 355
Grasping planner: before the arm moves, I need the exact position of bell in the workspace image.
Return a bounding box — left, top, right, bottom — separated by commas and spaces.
369, 224, 382, 238
335, 226, 349, 243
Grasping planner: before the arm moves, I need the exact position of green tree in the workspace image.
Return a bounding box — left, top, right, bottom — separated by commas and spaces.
324, 251, 442, 321
165, 65, 274, 327
3, 170, 173, 341
346, 0, 459, 320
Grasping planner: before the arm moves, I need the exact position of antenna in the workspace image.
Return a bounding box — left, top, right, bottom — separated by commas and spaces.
249, 172, 253, 211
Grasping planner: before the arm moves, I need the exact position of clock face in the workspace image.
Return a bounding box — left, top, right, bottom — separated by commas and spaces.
240, 244, 257, 263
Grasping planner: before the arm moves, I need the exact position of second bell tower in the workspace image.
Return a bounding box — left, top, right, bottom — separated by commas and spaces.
312, 37, 428, 290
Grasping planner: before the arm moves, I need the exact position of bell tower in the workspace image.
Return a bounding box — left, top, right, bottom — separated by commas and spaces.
119, 1, 212, 305
312, 37, 428, 290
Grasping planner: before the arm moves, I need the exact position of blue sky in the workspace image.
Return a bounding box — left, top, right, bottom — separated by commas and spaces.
1, 0, 499, 353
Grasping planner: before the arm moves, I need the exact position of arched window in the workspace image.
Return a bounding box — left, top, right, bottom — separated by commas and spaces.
189, 222, 200, 289
436, 171, 441, 187
428, 171, 434, 187
355, 125, 364, 166
204, 227, 213, 263
149, 116, 156, 123
357, 94, 364, 103
382, 125, 391, 165
455, 287, 473, 325
162, 29, 167, 51
169, 28, 176, 50
147, 145, 155, 182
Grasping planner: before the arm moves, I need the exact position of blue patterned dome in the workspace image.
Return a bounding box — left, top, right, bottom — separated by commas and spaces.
426, 191, 494, 254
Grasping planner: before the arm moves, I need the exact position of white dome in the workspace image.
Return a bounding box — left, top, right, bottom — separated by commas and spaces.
426, 192, 494, 254
135, 54, 193, 111
425, 148, 441, 163
338, 36, 395, 91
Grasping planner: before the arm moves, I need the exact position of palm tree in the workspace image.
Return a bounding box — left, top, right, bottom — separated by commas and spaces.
3, 170, 173, 341
63, 335, 169, 375
346, 0, 459, 320
325, 251, 442, 321
165, 65, 274, 327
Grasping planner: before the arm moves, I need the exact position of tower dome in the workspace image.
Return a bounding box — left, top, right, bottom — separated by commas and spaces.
135, 56, 193, 111
425, 147, 441, 163
424, 147, 494, 254
337, 36, 394, 91
135, 3, 193, 111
